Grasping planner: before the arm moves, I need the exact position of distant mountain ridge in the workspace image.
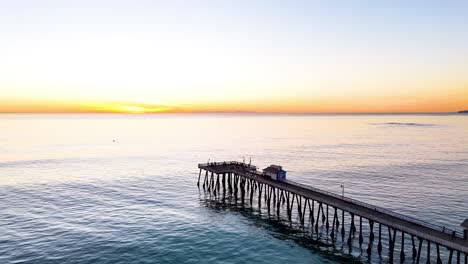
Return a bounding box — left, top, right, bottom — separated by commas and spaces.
459, 110, 468, 113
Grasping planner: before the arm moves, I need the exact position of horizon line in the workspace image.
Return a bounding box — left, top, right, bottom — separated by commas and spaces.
0, 111, 466, 115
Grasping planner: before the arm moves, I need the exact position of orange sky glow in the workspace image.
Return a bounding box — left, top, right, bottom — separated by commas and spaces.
1, 1, 468, 114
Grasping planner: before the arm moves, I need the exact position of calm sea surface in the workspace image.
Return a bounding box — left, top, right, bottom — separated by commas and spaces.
1, 114, 467, 263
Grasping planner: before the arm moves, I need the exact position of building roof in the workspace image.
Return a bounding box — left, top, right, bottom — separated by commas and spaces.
263, 166, 281, 174
461, 219, 468, 229
269, 164, 282, 170
263, 165, 285, 174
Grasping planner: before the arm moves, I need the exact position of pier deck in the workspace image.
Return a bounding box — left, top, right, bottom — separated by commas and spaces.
199, 161, 468, 255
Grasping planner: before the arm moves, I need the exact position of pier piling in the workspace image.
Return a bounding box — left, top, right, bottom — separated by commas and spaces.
427, 241, 431, 264
378, 223, 383, 254
401, 231, 406, 263
359, 216, 363, 246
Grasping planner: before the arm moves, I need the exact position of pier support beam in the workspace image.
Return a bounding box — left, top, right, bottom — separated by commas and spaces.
331, 207, 336, 238
359, 216, 363, 246
347, 213, 354, 246
321, 203, 326, 224
436, 244, 442, 264
222, 173, 226, 196
250, 180, 254, 204
426, 241, 431, 264
257, 183, 263, 207
401, 232, 406, 263
214, 173, 219, 196
378, 223, 383, 254
388, 227, 394, 262
267, 186, 272, 213
234, 174, 238, 199
202, 170, 208, 190
335, 207, 340, 229
366, 240, 372, 255
207, 172, 211, 192
277, 189, 281, 217
341, 210, 345, 240
315, 202, 322, 232
272, 186, 276, 208
211, 172, 215, 192
238, 178, 242, 201
326, 205, 329, 232
448, 248, 453, 264
296, 195, 302, 223
227, 173, 231, 194
301, 198, 307, 225
197, 168, 202, 187
206, 171, 210, 192
311, 200, 315, 227
290, 194, 295, 220
447, 248, 453, 264
388, 227, 396, 263
367, 220, 374, 255
307, 199, 313, 226
417, 237, 423, 264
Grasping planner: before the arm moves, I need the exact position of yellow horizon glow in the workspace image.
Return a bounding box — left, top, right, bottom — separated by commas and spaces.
2, 86, 467, 114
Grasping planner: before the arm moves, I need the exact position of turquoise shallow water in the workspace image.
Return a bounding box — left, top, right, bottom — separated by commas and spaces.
1, 114, 467, 263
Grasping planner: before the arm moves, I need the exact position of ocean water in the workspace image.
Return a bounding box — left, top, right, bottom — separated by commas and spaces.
1, 114, 467, 263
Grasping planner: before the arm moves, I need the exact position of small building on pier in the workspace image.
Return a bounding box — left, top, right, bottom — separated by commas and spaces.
263, 165, 286, 181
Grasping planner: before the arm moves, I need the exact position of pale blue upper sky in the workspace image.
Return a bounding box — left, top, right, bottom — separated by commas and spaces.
1, 0, 467, 112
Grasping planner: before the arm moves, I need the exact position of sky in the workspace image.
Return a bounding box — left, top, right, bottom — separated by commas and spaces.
1, 0, 467, 113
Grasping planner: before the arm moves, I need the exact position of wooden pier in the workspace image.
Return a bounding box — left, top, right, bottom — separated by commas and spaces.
198, 161, 468, 263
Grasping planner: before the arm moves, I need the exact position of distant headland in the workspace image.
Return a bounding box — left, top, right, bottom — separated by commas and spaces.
459, 110, 468, 114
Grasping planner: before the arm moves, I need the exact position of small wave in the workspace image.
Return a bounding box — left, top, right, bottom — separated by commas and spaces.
0, 159, 64, 168
371, 122, 435, 127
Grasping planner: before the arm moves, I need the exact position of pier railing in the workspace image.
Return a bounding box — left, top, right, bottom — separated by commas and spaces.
199, 161, 257, 170
286, 179, 461, 239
